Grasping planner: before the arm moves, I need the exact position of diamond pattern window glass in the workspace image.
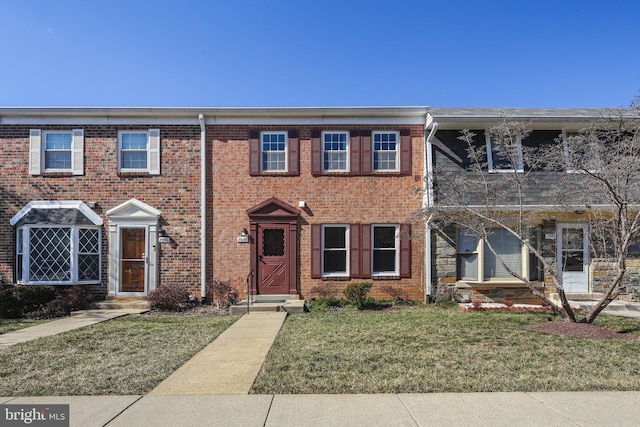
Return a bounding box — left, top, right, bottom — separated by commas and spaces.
29, 227, 71, 282
78, 228, 100, 281
17, 226, 101, 284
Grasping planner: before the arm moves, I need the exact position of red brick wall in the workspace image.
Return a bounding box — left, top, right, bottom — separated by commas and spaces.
209, 125, 425, 301
0, 124, 202, 297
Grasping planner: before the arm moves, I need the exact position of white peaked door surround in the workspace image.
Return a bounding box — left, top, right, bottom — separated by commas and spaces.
106, 199, 161, 296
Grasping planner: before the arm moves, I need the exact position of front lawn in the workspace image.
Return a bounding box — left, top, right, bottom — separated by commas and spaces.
0, 314, 239, 396
251, 306, 640, 394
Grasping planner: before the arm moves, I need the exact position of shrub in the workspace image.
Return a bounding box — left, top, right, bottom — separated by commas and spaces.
207, 279, 238, 309
343, 282, 372, 308
309, 285, 338, 300
0, 285, 92, 319
147, 283, 192, 311
380, 286, 410, 304
0, 285, 57, 319
307, 297, 345, 312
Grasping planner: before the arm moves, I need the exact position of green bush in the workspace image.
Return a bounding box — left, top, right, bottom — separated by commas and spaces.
343, 282, 372, 308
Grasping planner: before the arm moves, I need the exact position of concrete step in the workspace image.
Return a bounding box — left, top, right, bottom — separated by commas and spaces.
565, 293, 605, 301
92, 297, 148, 310
568, 299, 640, 312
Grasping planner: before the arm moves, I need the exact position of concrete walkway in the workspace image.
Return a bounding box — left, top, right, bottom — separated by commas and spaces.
2, 391, 639, 426
149, 312, 287, 395
0, 309, 148, 349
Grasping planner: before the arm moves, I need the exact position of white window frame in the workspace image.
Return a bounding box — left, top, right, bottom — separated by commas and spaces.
322, 224, 349, 277
322, 131, 350, 172
260, 131, 288, 173
372, 131, 400, 172
486, 131, 524, 173
16, 224, 102, 285
372, 224, 399, 276
562, 129, 601, 173
42, 131, 73, 172
456, 228, 530, 283
119, 130, 150, 172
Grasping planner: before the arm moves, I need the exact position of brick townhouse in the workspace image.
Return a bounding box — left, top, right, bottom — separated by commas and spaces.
0, 107, 429, 302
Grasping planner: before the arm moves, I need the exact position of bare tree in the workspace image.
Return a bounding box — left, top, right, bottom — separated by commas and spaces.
427, 107, 640, 323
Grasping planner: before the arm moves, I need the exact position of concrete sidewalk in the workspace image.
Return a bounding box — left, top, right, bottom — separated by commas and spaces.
2, 391, 639, 426
149, 312, 287, 395
0, 309, 148, 349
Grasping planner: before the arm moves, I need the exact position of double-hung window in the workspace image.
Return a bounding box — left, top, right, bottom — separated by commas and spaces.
373, 224, 399, 276
322, 225, 349, 276
118, 129, 160, 174
16, 225, 101, 284
312, 223, 410, 279
486, 131, 524, 172
29, 129, 84, 175
43, 131, 72, 171
563, 130, 601, 173
373, 131, 399, 171
261, 132, 287, 172
457, 228, 526, 281
323, 131, 349, 172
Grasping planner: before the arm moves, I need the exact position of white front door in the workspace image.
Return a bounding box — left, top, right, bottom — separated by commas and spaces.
557, 223, 589, 292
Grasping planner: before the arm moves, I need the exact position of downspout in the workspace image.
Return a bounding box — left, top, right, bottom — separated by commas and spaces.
424, 113, 438, 302
198, 114, 207, 301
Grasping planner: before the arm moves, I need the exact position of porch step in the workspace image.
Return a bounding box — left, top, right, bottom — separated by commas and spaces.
92, 297, 149, 310
565, 293, 605, 301
568, 299, 640, 312
229, 297, 305, 315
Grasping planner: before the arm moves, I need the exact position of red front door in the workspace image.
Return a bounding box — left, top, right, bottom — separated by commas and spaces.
257, 225, 289, 294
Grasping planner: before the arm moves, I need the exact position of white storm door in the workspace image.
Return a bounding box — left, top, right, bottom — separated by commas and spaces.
557, 223, 589, 293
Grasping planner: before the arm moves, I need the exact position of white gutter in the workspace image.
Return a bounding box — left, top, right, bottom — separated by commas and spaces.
198, 114, 207, 301
424, 113, 438, 302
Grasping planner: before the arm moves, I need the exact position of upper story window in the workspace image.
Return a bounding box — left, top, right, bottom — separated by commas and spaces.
43, 131, 72, 171
261, 132, 287, 172
486, 131, 523, 172
323, 131, 349, 172
563, 130, 600, 173
118, 129, 160, 174
249, 129, 299, 176
373, 131, 399, 172
29, 129, 84, 175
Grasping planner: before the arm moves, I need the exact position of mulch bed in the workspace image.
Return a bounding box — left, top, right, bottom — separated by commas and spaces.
142, 305, 231, 317
524, 321, 637, 341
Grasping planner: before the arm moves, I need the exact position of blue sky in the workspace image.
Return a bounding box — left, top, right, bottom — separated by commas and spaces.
1, 0, 639, 108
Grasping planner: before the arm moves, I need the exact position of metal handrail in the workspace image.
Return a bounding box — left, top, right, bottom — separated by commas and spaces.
246, 270, 254, 314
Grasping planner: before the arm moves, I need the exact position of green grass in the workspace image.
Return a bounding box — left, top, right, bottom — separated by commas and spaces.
0, 314, 239, 396
251, 306, 640, 394
0, 318, 49, 335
